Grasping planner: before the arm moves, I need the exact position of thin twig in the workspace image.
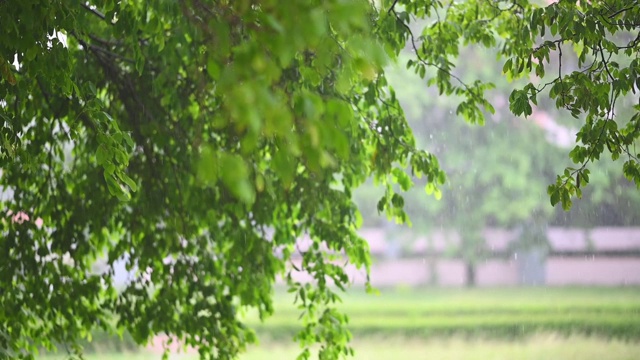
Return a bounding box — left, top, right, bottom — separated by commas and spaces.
558, 45, 568, 107
388, 0, 399, 14
598, 42, 615, 83
607, 2, 639, 19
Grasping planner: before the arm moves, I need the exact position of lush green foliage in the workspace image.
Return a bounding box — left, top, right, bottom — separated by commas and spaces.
1, 0, 639, 359
359, 0, 640, 284
0, 1, 436, 359
383, 0, 640, 210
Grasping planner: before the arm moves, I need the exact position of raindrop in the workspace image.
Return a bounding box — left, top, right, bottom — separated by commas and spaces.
514, 253, 518, 260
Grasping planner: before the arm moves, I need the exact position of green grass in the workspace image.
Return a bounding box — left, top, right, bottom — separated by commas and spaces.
44, 335, 640, 360
41, 287, 640, 358
267, 286, 640, 314
240, 335, 640, 360
243, 286, 640, 340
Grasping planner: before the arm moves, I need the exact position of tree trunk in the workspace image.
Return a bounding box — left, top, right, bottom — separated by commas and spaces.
465, 262, 476, 287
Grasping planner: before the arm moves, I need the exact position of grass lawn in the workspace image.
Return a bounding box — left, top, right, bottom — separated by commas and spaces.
240, 335, 640, 360
41, 287, 640, 359
44, 335, 640, 360
247, 286, 640, 339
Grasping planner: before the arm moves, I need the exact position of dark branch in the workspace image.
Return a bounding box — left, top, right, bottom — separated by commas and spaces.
598, 42, 615, 83
607, 2, 639, 19
80, 3, 107, 21
388, 0, 399, 14
70, 32, 134, 63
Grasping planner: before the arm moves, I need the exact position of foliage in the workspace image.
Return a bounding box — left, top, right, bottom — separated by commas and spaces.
1, 0, 639, 359
0, 1, 439, 359
361, 0, 640, 284
552, 154, 640, 227
384, 0, 640, 210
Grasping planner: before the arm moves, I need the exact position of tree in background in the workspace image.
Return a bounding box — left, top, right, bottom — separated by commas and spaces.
1, 0, 639, 359
357, 52, 568, 286
358, 0, 640, 285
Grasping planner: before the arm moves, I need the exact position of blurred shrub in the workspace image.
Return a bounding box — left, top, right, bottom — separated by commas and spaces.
45, 330, 139, 354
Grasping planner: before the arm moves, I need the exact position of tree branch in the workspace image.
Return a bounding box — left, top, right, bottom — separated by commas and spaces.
70, 32, 135, 63
389, 8, 476, 96
598, 42, 615, 83
80, 3, 107, 21
388, 0, 399, 14
607, 2, 639, 19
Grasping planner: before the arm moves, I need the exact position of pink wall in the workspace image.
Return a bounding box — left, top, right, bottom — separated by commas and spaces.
547, 257, 640, 286
281, 256, 640, 287
280, 227, 640, 287
362, 257, 640, 287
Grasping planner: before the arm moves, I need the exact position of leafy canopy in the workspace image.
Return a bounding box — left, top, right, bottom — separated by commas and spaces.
386, 0, 640, 210
0, 0, 638, 359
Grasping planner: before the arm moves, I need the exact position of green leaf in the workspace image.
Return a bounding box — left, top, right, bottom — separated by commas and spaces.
207, 58, 221, 80
118, 172, 138, 192
101, 111, 113, 122
550, 189, 560, 207
196, 145, 219, 185
96, 144, 110, 165
502, 58, 513, 74
220, 152, 255, 204
391, 168, 412, 191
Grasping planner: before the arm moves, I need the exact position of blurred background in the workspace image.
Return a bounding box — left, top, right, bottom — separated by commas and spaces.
348, 48, 640, 289
357, 23, 640, 281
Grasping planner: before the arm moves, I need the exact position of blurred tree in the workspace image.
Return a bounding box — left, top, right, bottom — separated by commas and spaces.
357, 27, 640, 284
1, 0, 639, 358
373, 54, 567, 286
364, 0, 639, 285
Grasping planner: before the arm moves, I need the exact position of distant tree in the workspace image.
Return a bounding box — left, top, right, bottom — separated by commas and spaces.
1, 0, 639, 359
374, 54, 567, 286
360, 0, 640, 285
